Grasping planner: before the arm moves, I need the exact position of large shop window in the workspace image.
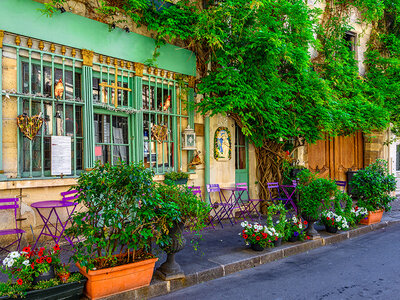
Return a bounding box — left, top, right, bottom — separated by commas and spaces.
19, 57, 83, 178
94, 114, 129, 165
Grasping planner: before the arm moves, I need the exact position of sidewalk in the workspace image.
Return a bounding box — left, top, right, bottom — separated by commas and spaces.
102, 200, 400, 300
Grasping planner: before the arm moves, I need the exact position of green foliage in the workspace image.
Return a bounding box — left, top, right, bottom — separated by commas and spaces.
67, 161, 180, 271
266, 203, 288, 238
282, 215, 307, 242
352, 159, 396, 211
155, 183, 211, 233
164, 171, 189, 181
297, 170, 338, 220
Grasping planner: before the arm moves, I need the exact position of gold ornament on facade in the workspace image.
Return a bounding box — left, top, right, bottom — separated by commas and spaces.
50, 44, 56, 53
114, 58, 118, 66
61, 46, 66, 56
127, 62, 131, 69
71, 49, 76, 57
15, 36, 21, 46
160, 70, 165, 77
81, 49, 94, 67
39, 41, 44, 51
167, 71, 171, 79
106, 56, 111, 65
120, 60, 124, 68
134, 62, 144, 77
27, 38, 32, 48
0, 30, 4, 49
99, 55, 104, 63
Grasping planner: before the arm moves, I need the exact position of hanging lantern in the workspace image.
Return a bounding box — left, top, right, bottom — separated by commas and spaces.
182, 125, 196, 150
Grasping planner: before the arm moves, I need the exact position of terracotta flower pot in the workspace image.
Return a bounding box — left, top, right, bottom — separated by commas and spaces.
360, 209, 384, 225
77, 257, 158, 300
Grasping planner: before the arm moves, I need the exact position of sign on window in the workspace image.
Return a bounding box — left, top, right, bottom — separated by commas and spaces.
51, 136, 72, 176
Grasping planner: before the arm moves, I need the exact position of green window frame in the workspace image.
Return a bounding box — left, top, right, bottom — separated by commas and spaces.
16, 49, 84, 178
93, 110, 131, 165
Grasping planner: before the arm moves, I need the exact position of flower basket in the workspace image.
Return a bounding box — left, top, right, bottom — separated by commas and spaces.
325, 225, 338, 234
77, 257, 158, 300
360, 209, 384, 225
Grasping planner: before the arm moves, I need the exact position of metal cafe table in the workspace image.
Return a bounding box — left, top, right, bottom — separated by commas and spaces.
30, 200, 77, 249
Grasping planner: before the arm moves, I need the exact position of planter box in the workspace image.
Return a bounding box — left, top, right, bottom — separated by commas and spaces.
0, 277, 86, 300
360, 209, 384, 225
77, 257, 158, 300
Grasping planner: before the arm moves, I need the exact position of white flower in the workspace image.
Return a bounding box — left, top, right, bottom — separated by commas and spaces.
9, 252, 20, 259
7, 259, 15, 268
299, 224, 303, 229
2, 257, 9, 266
22, 260, 29, 266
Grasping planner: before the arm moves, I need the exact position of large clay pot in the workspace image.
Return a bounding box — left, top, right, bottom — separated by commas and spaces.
360, 209, 384, 225
302, 215, 319, 238
77, 257, 158, 300
157, 222, 186, 280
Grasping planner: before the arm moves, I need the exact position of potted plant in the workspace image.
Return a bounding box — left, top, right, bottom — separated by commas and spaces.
351, 159, 396, 225
320, 210, 349, 233
266, 203, 288, 247
66, 162, 180, 300
56, 263, 70, 283
296, 170, 338, 237
239, 221, 278, 251
164, 171, 189, 185
283, 215, 307, 242
348, 206, 368, 226
155, 183, 210, 280
0, 246, 86, 299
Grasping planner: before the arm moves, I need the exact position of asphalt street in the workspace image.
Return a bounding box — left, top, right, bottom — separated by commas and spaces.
153, 223, 400, 300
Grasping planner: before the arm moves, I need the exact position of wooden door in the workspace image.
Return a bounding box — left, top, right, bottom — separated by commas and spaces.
307, 132, 364, 181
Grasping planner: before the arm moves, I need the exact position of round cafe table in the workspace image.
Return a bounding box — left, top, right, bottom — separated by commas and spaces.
30, 200, 77, 249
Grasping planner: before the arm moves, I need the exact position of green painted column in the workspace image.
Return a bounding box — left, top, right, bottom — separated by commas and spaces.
187, 87, 195, 169
133, 74, 143, 162
82, 50, 95, 170
204, 115, 210, 202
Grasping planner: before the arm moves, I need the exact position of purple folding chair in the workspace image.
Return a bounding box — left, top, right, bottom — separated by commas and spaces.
268, 182, 298, 214
235, 183, 263, 220
61, 189, 79, 202
0, 198, 25, 253
188, 186, 202, 200
335, 181, 347, 193
207, 184, 235, 228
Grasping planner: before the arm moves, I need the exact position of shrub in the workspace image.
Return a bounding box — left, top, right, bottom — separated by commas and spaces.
351, 159, 396, 211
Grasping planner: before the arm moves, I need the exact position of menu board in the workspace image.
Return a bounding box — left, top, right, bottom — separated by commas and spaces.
51, 136, 72, 176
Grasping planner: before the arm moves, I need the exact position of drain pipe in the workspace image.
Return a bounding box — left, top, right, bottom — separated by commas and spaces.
204, 115, 210, 202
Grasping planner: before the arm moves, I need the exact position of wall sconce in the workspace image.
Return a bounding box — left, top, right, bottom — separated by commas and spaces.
182, 125, 196, 150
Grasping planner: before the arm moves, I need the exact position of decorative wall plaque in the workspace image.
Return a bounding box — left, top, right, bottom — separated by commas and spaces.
17, 113, 43, 140
214, 127, 231, 161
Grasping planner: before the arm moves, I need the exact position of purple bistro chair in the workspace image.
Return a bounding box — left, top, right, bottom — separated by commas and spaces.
61, 189, 79, 202
206, 184, 235, 228
188, 186, 214, 230
335, 181, 347, 193
0, 197, 25, 253
268, 182, 298, 215
235, 183, 263, 220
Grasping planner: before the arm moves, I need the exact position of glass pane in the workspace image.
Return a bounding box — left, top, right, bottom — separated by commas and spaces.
43, 103, 53, 136
76, 139, 83, 170
65, 105, 74, 136
238, 147, 246, 169
43, 66, 52, 97
55, 104, 63, 136
95, 145, 110, 164
113, 145, 129, 164
75, 106, 83, 137
94, 114, 110, 143
64, 70, 74, 99
32, 64, 41, 95
22, 62, 29, 94
157, 87, 170, 112
112, 116, 128, 144
75, 72, 81, 100
44, 137, 51, 171
93, 78, 100, 103
23, 139, 30, 172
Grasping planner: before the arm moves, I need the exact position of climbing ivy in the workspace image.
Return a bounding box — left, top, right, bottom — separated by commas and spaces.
42, 0, 400, 202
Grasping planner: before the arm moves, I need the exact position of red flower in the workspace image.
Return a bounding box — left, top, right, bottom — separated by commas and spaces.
243, 234, 248, 239
332, 222, 334, 226
46, 257, 52, 263
53, 244, 60, 251
263, 236, 267, 239
275, 236, 278, 241
39, 258, 44, 263
286, 150, 290, 155
36, 258, 41, 264
242, 230, 246, 234
252, 234, 255, 237
22, 246, 31, 253
304, 221, 308, 225
38, 251, 43, 257
31, 263, 34, 270
16, 279, 23, 285
355, 206, 359, 210
326, 217, 330, 220
17, 268, 21, 272
306, 236, 310, 240
256, 236, 260, 241
39, 247, 45, 251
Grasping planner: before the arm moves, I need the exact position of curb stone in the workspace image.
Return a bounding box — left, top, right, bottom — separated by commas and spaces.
89, 219, 400, 300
